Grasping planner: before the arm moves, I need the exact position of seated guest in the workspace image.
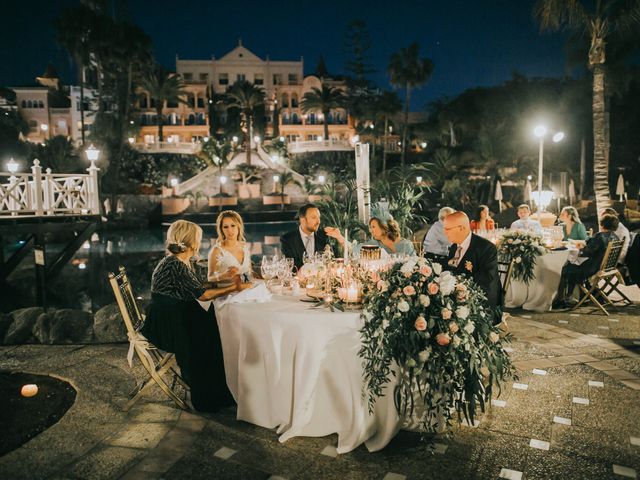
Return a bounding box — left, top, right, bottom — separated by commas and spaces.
558, 206, 587, 241
422, 207, 454, 261
208, 210, 253, 284
510, 204, 543, 235
470, 204, 495, 232
443, 211, 502, 324
552, 214, 620, 309
281, 203, 332, 270
602, 207, 630, 264
142, 220, 249, 412
326, 216, 416, 256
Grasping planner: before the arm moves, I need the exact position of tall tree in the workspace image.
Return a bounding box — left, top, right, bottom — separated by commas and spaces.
300, 84, 346, 142
388, 43, 435, 165
343, 20, 376, 86
139, 65, 187, 142
225, 81, 265, 165
534, 0, 640, 213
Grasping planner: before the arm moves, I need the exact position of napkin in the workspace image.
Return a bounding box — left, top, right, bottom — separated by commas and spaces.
219, 282, 272, 306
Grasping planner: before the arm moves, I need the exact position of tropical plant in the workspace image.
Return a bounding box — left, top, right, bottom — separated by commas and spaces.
225, 81, 265, 165
234, 163, 263, 185
534, 0, 640, 213
273, 171, 301, 210
31, 136, 84, 173
199, 139, 237, 197
316, 179, 366, 241
301, 84, 346, 141
139, 65, 187, 142
388, 43, 435, 165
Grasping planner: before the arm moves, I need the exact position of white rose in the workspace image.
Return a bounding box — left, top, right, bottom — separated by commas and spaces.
515, 257, 522, 263
398, 300, 410, 313
419, 294, 431, 307
418, 350, 429, 362
455, 306, 470, 320
382, 319, 390, 329
438, 271, 457, 296
452, 335, 461, 347
432, 263, 442, 275
464, 321, 475, 334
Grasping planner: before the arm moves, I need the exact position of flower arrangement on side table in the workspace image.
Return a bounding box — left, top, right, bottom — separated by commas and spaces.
359, 256, 515, 432
497, 231, 548, 284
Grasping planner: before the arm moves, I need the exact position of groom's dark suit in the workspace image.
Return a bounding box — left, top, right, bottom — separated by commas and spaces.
280, 228, 330, 270
446, 233, 502, 322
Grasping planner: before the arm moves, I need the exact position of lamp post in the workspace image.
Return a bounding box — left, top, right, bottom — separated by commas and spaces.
533, 125, 564, 213
84, 144, 101, 215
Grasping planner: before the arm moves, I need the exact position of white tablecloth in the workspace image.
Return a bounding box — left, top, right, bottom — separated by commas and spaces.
505, 250, 570, 312
214, 295, 400, 453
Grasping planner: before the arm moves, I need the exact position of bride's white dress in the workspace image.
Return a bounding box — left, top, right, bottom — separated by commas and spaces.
209, 243, 252, 281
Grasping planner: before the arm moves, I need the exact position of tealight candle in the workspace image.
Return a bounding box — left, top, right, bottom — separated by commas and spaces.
346, 285, 359, 302
21, 384, 38, 398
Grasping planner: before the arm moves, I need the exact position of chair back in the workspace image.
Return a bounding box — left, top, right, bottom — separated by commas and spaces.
497, 259, 515, 295
108, 266, 144, 334
599, 239, 623, 274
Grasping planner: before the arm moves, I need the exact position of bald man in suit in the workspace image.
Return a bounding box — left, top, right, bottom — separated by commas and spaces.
443, 211, 502, 324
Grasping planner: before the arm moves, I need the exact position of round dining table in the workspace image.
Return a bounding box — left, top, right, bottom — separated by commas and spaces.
214, 294, 400, 453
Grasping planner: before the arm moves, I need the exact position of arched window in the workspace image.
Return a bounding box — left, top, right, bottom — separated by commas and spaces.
26, 100, 32, 108
291, 93, 298, 108
38, 100, 44, 108
282, 112, 290, 125
187, 113, 195, 125
197, 113, 205, 125
308, 113, 316, 125
292, 113, 299, 124
281, 93, 289, 108
139, 96, 148, 108
327, 113, 334, 124
21, 100, 26, 108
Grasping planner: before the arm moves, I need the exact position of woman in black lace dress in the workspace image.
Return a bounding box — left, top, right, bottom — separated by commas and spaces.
142, 220, 248, 412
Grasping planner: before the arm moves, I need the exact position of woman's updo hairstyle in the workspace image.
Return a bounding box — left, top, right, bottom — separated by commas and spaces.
166, 220, 203, 256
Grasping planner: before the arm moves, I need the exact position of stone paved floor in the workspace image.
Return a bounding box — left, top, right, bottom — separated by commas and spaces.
0, 302, 639, 480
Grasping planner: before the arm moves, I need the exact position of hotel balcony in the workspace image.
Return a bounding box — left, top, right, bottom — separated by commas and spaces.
130, 141, 202, 155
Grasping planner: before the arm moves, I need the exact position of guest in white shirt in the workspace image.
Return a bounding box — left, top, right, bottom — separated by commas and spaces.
602, 208, 631, 263
423, 207, 454, 260
510, 204, 543, 235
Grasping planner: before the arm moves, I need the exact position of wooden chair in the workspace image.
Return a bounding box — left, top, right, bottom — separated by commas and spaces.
108, 266, 191, 411
497, 259, 515, 298
571, 240, 630, 315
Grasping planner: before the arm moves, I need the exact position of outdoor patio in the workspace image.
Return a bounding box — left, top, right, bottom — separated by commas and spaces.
1, 304, 639, 480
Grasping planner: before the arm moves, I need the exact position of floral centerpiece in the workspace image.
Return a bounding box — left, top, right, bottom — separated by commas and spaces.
497, 231, 548, 284
359, 256, 514, 431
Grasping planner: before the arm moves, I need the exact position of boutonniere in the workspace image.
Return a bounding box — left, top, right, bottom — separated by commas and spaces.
465, 260, 473, 272
448, 258, 456, 266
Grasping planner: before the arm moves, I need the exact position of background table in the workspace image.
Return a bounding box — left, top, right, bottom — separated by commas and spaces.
505, 250, 570, 312
214, 295, 400, 453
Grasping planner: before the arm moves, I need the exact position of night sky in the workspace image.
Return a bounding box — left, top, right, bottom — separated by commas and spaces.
1, 0, 571, 109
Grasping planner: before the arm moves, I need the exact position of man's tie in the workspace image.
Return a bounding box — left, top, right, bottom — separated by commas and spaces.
452, 244, 462, 267
304, 235, 312, 256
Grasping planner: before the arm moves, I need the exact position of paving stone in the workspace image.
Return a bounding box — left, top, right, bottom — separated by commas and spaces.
103, 423, 170, 449
67, 446, 144, 480
613, 464, 637, 479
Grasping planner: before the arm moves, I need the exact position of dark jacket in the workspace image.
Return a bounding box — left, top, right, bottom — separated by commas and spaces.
563, 231, 619, 284
446, 234, 502, 313
280, 228, 330, 270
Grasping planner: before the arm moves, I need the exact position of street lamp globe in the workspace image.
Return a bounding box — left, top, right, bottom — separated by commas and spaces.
232, 136, 239, 143
40, 123, 49, 132
318, 174, 326, 183
220, 175, 227, 184
273, 175, 280, 182
271, 155, 279, 163
533, 125, 547, 138
279, 136, 285, 142
253, 135, 261, 144
552, 132, 565, 143
85, 144, 100, 163
169, 178, 179, 187
7, 158, 18, 174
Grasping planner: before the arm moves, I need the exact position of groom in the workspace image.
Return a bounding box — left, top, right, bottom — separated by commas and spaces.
280, 203, 331, 270
443, 211, 502, 323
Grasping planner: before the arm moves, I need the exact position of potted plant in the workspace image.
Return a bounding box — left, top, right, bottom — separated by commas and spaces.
304, 174, 331, 202
199, 139, 239, 210
263, 171, 301, 210
234, 163, 263, 199
161, 194, 191, 214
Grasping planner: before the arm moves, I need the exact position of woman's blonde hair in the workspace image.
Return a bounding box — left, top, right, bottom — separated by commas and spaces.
370, 217, 401, 241
216, 210, 246, 242
166, 220, 203, 256
561, 206, 582, 224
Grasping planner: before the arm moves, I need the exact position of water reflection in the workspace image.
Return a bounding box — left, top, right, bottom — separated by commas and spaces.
0, 222, 296, 313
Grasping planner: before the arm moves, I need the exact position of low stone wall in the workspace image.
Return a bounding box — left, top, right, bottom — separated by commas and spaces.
1, 304, 128, 345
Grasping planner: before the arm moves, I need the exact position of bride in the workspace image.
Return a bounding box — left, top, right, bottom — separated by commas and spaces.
208, 211, 253, 284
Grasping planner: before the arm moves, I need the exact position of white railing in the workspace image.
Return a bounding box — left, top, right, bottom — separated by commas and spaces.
288, 139, 354, 153
131, 142, 202, 155
0, 160, 100, 218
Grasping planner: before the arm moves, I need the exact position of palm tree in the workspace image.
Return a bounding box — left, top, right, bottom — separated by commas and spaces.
55, 5, 98, 145
388, 43, 435, 165
139, 65, 187, 142
300, 84, 346, 141
199, 139, 237, 210
225, 81, 265, 165
534, 0, 640, 213
374, 90, 403, 172
274, 171, 302, 210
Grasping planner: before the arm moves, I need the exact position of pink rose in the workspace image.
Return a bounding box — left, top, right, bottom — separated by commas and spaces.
428, 282, 439, 295
419, 265, 432, 276
436, 333, 451, 346
414, 316, 427, 331
403, 285, 416, 296
370, 271, 380, 283
449, 321, 460, 333
489, 332, 500, 343
441, 308, 452, 320
456, 291, 467, 301
376, 280, 388, 292
455, 284, 467, 292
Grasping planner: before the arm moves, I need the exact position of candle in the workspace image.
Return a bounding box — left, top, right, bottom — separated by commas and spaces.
21, 384, 38, 398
